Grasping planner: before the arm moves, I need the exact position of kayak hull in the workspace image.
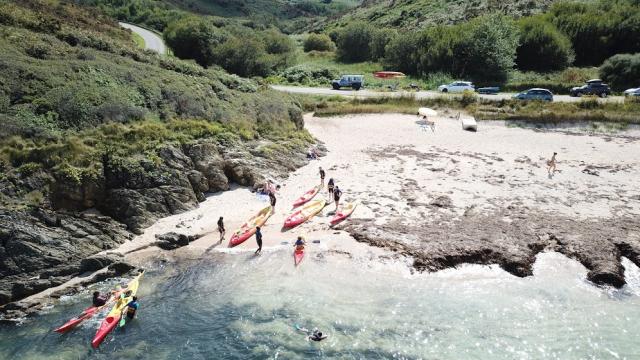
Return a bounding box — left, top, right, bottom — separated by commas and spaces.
330, 202, 357, 225
284, 199, 326, 228
54, 307, 98, 334
229, 206, 272, 247
292, 186, 321, 208
91, 315, 118, 348
294, 249, 304, 266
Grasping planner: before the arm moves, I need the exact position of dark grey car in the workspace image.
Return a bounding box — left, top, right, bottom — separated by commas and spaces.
513, 88, 554, 102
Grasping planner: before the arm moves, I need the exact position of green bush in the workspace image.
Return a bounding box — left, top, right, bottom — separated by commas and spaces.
369, 28, 396, 61
279, 65, 338, 86
516, 16, 574, 72
549, 0, 640, 66
600, 53, 640, 91
335, 22, 374, 62
303, 33, 335, 52
383, 32, 420, 74
164, 17, 228, 67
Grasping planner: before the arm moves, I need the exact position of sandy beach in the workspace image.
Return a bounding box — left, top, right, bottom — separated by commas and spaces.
103, 112, 640, 287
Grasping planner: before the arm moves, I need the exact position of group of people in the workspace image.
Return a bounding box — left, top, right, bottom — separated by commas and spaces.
92, 289, 139, 320
319, 167, 342, 211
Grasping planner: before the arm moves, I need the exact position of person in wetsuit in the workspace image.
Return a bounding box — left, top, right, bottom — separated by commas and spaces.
255, 226, 263, 255
126, 296, 139, 319
333, 186, 342, 211
327, 178, 335, 200
217, 216, 225, 243
269, 191, 276, 209
92, 291, 108, 307
319, 167, 325, 187
309, 330, 328, 342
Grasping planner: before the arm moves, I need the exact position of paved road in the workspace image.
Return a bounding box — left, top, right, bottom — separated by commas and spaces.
119, 22, 167, 55
271, 85, 624, 104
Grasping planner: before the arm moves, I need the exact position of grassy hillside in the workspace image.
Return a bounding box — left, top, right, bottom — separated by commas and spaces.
78, 0, 362, 32
0, 0, 309, 206
315, 0, 570, 31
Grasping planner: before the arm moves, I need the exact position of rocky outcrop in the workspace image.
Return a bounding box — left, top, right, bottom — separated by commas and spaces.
0, 135, 314, 307
155, 232, 201, 250
342, 210, 640, 288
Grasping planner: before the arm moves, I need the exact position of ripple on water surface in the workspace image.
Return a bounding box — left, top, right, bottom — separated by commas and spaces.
1, 251, 640, 359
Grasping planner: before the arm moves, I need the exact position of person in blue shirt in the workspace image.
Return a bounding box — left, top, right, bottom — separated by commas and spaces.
294, 236, 305, 251
126, 296, 139, 319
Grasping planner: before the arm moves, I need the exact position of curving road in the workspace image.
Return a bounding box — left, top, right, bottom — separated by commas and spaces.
119, 22, 167, 55
271, 85, 625, 104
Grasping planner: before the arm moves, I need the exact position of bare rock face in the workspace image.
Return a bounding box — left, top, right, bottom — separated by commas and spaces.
342, 210, 640, 288
0, 134, 314, 307
155, 232, 200, 250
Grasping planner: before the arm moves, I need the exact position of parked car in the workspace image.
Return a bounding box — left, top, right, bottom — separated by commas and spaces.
476, 86, 500, 95
624, 87, 640, 97
438, 81, 474, 93
513, 88, 554, 102
569, 79, 611, 98
331, 75, 364, 90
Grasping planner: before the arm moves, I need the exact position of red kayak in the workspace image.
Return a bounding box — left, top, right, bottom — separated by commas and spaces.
92, 272, 143, 348
228, 206, 272, 247
330, 202, 357, 225
54, 290, 123, 334
292, 185, 321, 207
284, 199, 326, 228
294, 248, 305, 266
373, 71, 406, 79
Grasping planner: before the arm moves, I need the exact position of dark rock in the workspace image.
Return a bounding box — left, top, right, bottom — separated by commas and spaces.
80, 253, 124, 273
430, 195, 453, 208
155, 232, 195, 250
108, 262, 136, 275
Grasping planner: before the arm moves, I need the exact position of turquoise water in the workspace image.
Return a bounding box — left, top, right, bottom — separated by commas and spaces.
1, 250, 639, 359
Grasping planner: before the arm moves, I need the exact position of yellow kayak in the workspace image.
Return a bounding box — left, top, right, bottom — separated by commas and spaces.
284, 199, 326, 228
91, 271, 144, 348
229, 206, 273, 247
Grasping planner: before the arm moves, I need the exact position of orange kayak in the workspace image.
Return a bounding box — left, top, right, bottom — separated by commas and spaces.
229, 206, 272, 247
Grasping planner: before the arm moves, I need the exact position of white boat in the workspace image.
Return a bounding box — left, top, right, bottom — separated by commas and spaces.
456, 112, 477, 132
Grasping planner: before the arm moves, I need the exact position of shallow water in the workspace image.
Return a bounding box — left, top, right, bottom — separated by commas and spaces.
1, 251, 639, 360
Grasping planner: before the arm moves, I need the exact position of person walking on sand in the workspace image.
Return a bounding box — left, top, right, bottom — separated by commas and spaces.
333, 186, 342, 211
319, 167, 325, 187
217, 217, 225, 243
547, 152, 558, 175
327, 178, 335, 200
255, 226, 263, 255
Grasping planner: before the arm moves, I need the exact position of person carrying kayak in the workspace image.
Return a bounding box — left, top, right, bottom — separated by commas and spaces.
255, 226, 263, 255
125, 296, 139, 319
333, 186, 342, 211
319, 167, 325, 187
217, 216, 225, 243
294, 236, 306, 251
327, 178, 335, 200
92, 291, 109, 307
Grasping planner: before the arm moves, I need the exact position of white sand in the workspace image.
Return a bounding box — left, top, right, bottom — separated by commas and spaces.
116, 113, 640, 264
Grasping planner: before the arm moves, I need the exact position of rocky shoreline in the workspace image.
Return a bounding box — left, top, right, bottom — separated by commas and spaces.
0, 135, 319, 315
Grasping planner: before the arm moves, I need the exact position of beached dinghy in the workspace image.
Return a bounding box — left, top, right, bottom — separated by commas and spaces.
284, 199, 326, 228
457, 112, 477, 132
229, 206, 273, 247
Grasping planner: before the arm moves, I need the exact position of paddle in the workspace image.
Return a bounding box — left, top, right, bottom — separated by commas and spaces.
118, 311, 127, 327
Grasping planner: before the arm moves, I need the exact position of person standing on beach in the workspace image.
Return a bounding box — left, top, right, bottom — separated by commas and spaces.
319, 167, 325, 187
255, 226, 263, 255
327, 178, 335, 200
333, 186, 342, 211
269, 191, 276, 210
547, 152, 558, 175
217, 217, 225, 243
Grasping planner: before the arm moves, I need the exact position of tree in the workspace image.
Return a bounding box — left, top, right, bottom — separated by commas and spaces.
383, 32, 420, 74
335, 22, 374, 62
303, 33, 335, 52
516, 16, 574, 72
164, 17, 228, 67
369, 28, 397, 61
600, 53, 640, 91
